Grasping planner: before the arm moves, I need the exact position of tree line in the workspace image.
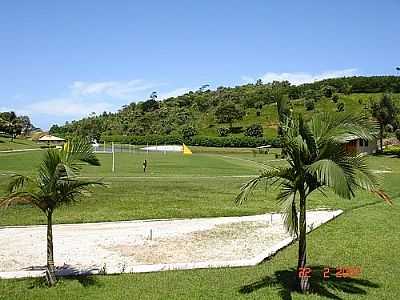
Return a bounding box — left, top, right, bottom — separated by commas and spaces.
46, 76, 400, 142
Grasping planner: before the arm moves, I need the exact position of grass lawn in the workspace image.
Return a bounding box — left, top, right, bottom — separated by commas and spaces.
0, 136, 40, 151
0, 149, 399, 299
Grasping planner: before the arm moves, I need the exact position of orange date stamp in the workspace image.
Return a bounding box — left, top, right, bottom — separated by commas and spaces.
298, 267, 362, 279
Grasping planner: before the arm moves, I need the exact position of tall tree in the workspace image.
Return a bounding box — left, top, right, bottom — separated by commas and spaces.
236, 110, 391, 293
0, 111, 23, 141
0, 138, 103, 286
370, 93, 399, 151
215, 102, 244, 128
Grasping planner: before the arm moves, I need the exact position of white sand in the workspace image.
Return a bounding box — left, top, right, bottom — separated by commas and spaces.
0, 209, 342, 279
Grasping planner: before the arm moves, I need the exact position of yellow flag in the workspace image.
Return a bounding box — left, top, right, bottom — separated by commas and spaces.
183, 143, 192, 155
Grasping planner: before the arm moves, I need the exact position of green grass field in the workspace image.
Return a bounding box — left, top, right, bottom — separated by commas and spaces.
0, 136, 40, 151
0, 146, 399, 299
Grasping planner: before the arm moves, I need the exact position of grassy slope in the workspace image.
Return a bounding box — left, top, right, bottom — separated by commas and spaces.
198, 93, 400, 138
0, 136, 40, 151
0, 151, 399, 299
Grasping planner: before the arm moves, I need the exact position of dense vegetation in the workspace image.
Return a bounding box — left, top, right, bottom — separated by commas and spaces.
45, 76, 400, 143
0, 112, 33, 139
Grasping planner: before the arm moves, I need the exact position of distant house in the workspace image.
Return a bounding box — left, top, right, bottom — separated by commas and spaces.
344, 136, 377, 154
38, 135, 66, 146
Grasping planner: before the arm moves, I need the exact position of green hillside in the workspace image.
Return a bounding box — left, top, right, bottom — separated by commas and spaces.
49, 76, 400, 142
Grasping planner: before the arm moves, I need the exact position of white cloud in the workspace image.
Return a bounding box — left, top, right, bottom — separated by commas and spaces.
27, 98, 115, 117
70, 80, 158, 99
159, 87, 191, 99
242, 68, 359, 85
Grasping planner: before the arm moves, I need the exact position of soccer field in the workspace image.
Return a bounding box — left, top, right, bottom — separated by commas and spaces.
0, 149, 399, 299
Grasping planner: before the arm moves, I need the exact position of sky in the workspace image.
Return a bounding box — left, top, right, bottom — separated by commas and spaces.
0, 0, 399, 130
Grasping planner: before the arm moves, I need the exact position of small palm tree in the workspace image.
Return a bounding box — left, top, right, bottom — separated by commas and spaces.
236, 111, 391, 293
0, 138, 103, 286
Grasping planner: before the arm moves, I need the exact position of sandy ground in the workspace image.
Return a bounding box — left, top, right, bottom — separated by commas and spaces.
0, 210, 342, 279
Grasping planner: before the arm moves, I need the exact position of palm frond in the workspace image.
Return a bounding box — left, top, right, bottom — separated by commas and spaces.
54, 179, 104, 207
276, 181, 298, 236
309, 113, 378, 146
7, 174, 31, 193
306, 159, 354, 199
235, 167, 292, 205
0, 191, 43, 209
62, 137, 100, 168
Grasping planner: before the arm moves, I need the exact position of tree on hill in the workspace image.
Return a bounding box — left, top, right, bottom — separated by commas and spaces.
236, 110, 391, 293
395, 128, 400, 141
244, 123, 263, 137
321, 85, 335, 98
0, 111, 24, 141
215, 102, 244, 128
336, 102, 345, 112
304, 99, 315, 111
370, 93, 399, 151
181, 125, 198, 140
0, 138, 103, 286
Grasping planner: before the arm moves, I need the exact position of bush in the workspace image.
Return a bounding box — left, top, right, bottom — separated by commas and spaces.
383, 145, 400, 156
217, 127, 229, 137
256, 110, 261, 117
244, 124, 263, 138
190, 136, 280, 148
385, 124, 394, 133
229, 126, 244, 134
394, 129, 400, 141
336, 102, 345, 112
304, 99, 315, 111
101, 134, 281, 148
321, 85, 335, 98
332, 94, 339, 103
181, 126, 198, 140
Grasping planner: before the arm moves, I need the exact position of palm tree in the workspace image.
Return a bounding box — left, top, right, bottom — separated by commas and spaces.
0, 137, 103, 286
236, 111, 391, 293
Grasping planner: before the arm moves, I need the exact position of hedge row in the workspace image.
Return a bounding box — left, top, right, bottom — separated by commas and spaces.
100, 134, 280, 148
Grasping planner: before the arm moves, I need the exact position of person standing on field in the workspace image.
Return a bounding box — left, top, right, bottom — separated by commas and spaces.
143, 159, 147, 173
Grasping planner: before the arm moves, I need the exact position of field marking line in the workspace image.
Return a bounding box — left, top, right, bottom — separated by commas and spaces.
0, 148, 42, 153
205, 153, 283, 168
77, 175, 257, 179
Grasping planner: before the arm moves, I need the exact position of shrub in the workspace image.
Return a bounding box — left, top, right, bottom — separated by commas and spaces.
321, 85, 335, 98
217, 127, 229, 137
244, 124, 263, 138
304, 99, 315, 111
385, 124, 394, 133
395, 129, 400, 141
256, 110, 261, 117
383, 145, 400, 156
181, 126, 198, 140
336, 102, 345, 112
229, 126, 244, 134
101, 134, 281, 148
332, 94, 339, 103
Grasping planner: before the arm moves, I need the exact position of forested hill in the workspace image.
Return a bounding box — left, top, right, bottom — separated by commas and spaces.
50, 76, 400, 142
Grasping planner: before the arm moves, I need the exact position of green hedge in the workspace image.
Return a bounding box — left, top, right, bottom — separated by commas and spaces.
100, 134, 280, 148
383, 145, 400, 156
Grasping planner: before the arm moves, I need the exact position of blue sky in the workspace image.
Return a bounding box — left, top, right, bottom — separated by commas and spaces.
1, 0, 399, 130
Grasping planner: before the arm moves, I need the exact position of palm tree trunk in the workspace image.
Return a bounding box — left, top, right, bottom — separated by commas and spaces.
46, 209, 57, 286
297, 191, 309, 293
